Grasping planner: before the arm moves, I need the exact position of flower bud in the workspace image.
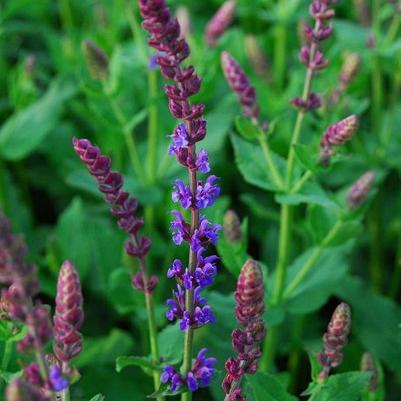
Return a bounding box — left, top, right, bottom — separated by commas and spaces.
221, 51, 260, 120
353, 0, 371, 27
224, 210, 242, 243
204, 0, 236, 47
360, 352, 378, 392
82, 39, 109, 80
244, 35, 269, 79
340, 53, 360, 86
6, 379, 46, 401
53, 261, 84, 364
320, 115, 359, 166
347, 171, 376, 209
318, 303, 351, 379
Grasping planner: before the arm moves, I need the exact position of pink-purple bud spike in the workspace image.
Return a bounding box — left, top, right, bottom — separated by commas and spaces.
224, 210, 242, 243
360, 352, 378, 392
53, 261, 84, 365
347, 171, 376, 209
320, 115, 359, 165
318, 302, 351, 379
204, 0, 236, 47
221, 51, 260, 121
82, 39, 109, 80
222, 260, 265, 400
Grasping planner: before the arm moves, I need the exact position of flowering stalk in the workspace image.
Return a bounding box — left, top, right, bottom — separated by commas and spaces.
72, 138, 161, 399
204, 0, 236, 47
0, 212, 61, 400
137, 1, 221, 399
262, 0, 337, 371
222, 260, 265, 401
318, 303, 351, 380
221, 51, 283, 190
224, 210, 243, 243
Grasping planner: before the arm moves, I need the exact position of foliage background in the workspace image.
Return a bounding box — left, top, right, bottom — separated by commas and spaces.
0, 0, 400, 400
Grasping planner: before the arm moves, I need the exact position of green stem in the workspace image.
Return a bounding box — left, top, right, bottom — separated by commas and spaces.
58, 0, 73, 31
368, 200, 382, 292
145, 290, 162, 400
103, 83, 146, 180
0, 159, 9, 214
147, 70, 159, 183
261, 31, 321, 370
127, 1, 149, 65
273, 0, 287, 89
284, 219, 343, 298
389, 234, 401, 299
385, 14, 401, 44
1, 341, 12, 372
290, 170, 313, 194
258, 136, 284, 190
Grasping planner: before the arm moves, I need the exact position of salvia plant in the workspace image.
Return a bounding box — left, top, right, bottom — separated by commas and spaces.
0, 0, 401, 400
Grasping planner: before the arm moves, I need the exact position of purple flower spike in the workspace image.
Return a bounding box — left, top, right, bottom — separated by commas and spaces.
222, 260, 265, 400
221, 51, 260, 121
53, 261, 84, 366
138, 0, 220, 393
161, 349, 215, 393
72, 137, 157, 293
204, 0, 236, 47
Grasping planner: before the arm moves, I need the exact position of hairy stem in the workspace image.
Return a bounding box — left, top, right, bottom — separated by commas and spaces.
181, 146, 199, 401
258, 136, 284, 190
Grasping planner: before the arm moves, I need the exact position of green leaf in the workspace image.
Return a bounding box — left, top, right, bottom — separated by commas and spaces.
231, 134, 285, 192
158, 324, 183, 365
55, 198, 91, 280
309, 372, 370, 401
109, 268, 143, 314
285, 247, 350, 314
246, 372, 297, 401
293, 144, 318, 172
74, 329, 134, 368
88, 395, 105, 401
217, 239, 249, 276
115, 356, 161, 373
0, 76, 76, 160
276, 182, 338, 209
235, 116, 263, 140
0, 321, 26, 342
0, 371, 22, 384
336, 276, 401, 373
324, 220, 362, 247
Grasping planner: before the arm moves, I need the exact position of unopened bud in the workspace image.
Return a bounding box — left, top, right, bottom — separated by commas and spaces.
340, 53, 360, 85
205, 0, 236, 47
353, 0, 372, 27
347, 171, 376, 209
245, 35, 269, 80
320, 115, 359, 166
360, 352, 378, 392
224, 210, 242, 243
318, 303, 351, 379
82, 39, 109, 80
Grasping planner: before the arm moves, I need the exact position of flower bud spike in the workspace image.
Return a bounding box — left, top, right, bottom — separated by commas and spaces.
347, 170, 376, 209
224, 210, 242, 243
318, 302, 351, 379
360, 352, 378, 393
82, 39, 109, 80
